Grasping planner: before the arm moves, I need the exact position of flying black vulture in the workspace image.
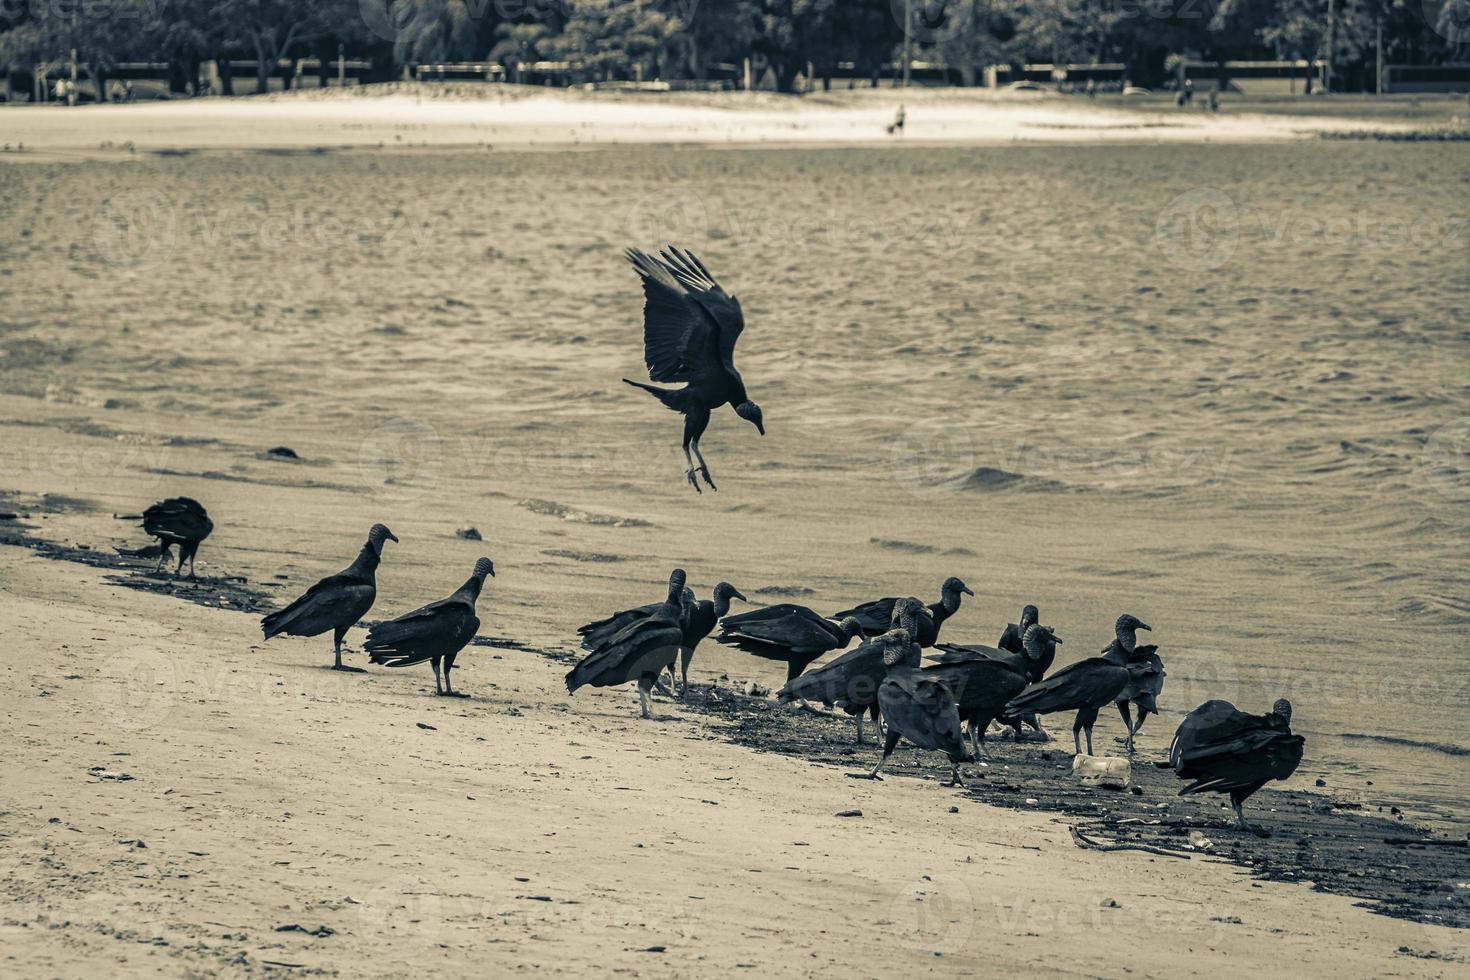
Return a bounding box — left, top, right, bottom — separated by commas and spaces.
927, 624, 1062, 758
261, 523, 398, 671
134, 497, 213, 578
1171, 698, 1304, 829
1004, 643, 1159, 756
831, 576, 974, 648
716, 604, 866, 688
860, 628, 968, 786
365, 557, 494, 697
566, 569, 688, 718
1100, 614, 1166, 751
669, 581, 746, 695
776, 598, 925, 743
622, 247, 763, 493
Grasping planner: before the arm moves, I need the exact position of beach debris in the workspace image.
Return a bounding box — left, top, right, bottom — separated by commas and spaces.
1072, 753, 1132, 790
265, 446, 300, 460
456, 526, 483, 541
741, 680, 768, 697
1187, 831, 1215, 851
87, 767, 134, 781
834, 809, 862, 818
1100, 898, 1120, 908
416, 722, 437, 731
275, 923, 335, 938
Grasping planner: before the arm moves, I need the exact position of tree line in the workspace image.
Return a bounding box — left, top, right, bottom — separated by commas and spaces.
2, 0, 1467, 99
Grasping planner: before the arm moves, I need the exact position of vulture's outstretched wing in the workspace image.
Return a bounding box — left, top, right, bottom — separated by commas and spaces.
626, 247, 745, 383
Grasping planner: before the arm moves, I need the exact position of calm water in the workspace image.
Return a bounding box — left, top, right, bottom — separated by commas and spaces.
2, 142, 1467, 823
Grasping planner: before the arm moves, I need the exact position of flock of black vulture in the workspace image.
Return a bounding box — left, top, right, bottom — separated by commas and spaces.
114, 246, 1305, 831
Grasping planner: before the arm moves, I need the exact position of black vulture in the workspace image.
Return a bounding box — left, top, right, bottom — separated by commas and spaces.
365, 557, 494, 697
1171, 698, 1304, 829
990, 605, 1056, 740
622, 247, 763, 493
831, 576, 974, 647
1004, 648, 1159, 756
776, 597, 925, 743
579, 586, 695, 653
927, 625, 1062, 758
566, 569, 688, 718
861, 628, 968, 786
669, 581, 746, 695
261, 523, 398, 671
136, 497, 214, 578
716, 604, 866, 689
1100, 614, 1166, 751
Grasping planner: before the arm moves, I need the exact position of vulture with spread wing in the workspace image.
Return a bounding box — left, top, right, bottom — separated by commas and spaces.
623, 247, 763, 492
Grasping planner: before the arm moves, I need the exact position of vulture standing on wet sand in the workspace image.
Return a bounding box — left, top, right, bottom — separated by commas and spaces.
776, 598, 926, 743
365, 557, 494, 697
566, 569, 688, 719
1100, 614, 1166, 751
666, 581, 747, 696
858, 628, 969, 786
129, 497, 213, 579
1171, 698, 1305, 829
579, 587, 694, 653
622, 247, 764, 493
1004, 626, 1159, 756
927, 624, 1062, 759
989, 603, 1057, 739
717, 605, 867, 687
260, 523, 398, 671
833, 577, 974, 648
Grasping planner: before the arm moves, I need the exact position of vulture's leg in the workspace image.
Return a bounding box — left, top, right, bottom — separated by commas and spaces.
1116, 700, 1134, 748
154, 546, 167, 573
853, 712, 865, 745
944, 763, 965, 787
692, 439, 717, 491
638, 676, 654, 719
1031, 716, 1052, 742
173, 548, 186, 579
443, 653, 467, 697
188, 546, 198, 580
1232, 799, 1248, 830
678, 647, 694, 696
431, 657, 444, 695
861, 729, 902, 780
681, 412, 707, 494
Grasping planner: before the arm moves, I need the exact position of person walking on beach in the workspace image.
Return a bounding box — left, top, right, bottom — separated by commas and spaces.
887, 104, 905, 137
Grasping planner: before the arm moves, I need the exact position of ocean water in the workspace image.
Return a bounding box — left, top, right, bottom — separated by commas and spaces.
1, 142, 1467, 824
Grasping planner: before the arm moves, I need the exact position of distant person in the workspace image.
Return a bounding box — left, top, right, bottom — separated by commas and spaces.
1208, 90, 1219, 112
1176, 78, 1193, 108
887, 104, 905, 137
1085, 78, 1097, 98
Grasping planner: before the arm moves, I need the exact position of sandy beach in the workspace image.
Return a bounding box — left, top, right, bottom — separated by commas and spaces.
2, 540, 1467, 977
2, 89, 1468, 975
1, 86, 1463, 161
